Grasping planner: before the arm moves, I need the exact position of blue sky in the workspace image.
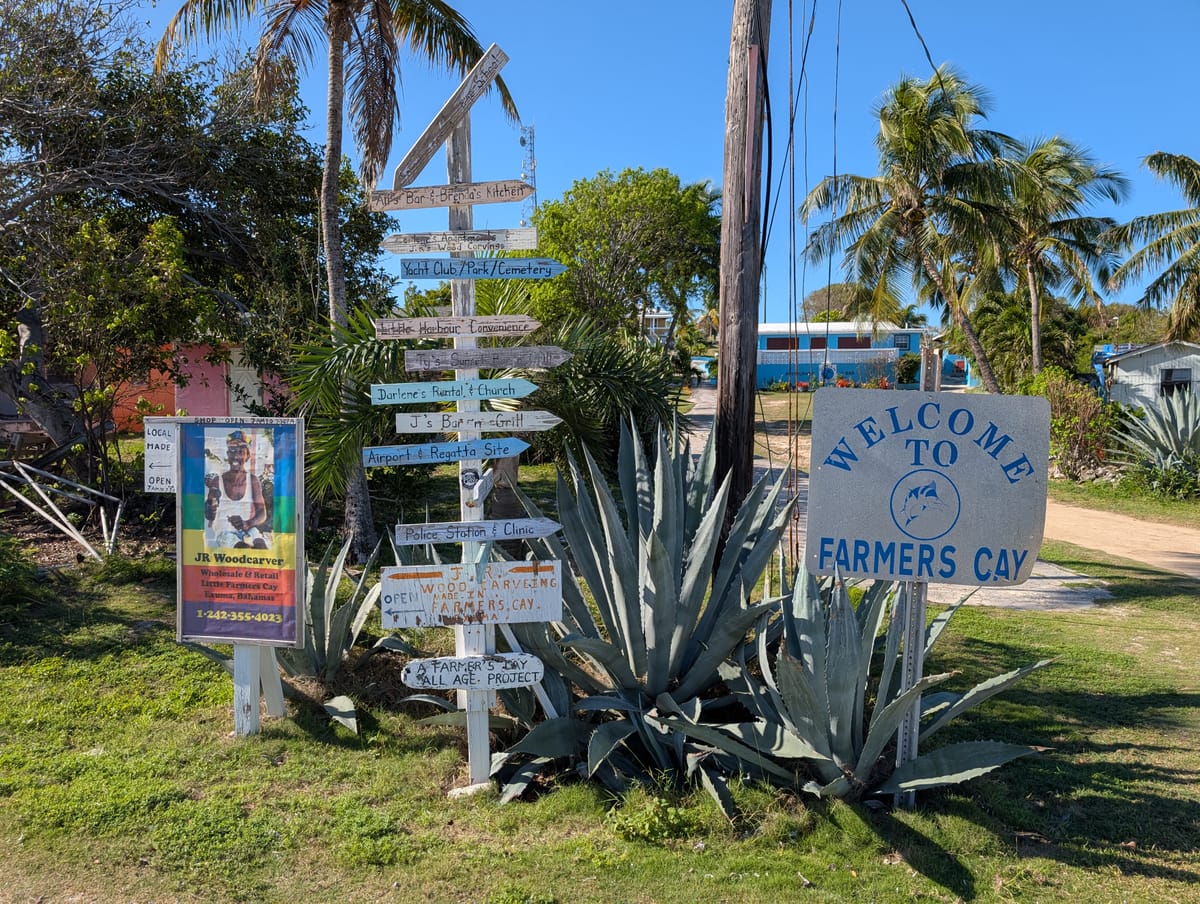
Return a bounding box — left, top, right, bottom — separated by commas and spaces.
144, 0, 1200, 323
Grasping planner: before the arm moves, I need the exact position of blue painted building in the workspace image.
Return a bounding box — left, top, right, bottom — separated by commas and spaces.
755, 321, 925, 388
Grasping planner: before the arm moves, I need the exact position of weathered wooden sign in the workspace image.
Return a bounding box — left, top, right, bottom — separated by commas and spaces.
465, 467, 494, 508
394, 516, 561, 546
391, 43, 508, 188
370, 378, 537, 405
142, 417, 177, 493
380, 560, 563, 628
396, 409, 561, 434
405, 346, 572, 372
401, 653, 545, 690
369, 180, 533, 211
363, 437, 528, 468
374, 314, 540, 340
397, 258, 566, 281
381, 227, 537, 255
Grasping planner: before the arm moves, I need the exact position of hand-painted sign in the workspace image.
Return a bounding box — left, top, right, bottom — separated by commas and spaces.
369, 180, 533, 211
391, 43, 508, 188
396, 409, 561, 434
394, 517, 561, 546
143, 417, 177, 493
176, 418, 304, 646
370, 378, 537, 405
805, 390, 1049, 586
362, 437, 528, 468
396, 258, 566, 281
405, 346, 571, 372
381, 227, 537, 255
373, 314, 540, 340
380, 560, 562, 627
401, 653, 544, 690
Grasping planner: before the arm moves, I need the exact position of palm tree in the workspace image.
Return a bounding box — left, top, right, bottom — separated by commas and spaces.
800, 65, 1013, 393
1108, 152, 1200, 340
999, 137, 1126, 373
156, 0, 516, 559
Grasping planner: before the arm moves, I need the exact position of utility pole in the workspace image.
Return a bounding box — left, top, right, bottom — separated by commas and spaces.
716, 0, 771, 520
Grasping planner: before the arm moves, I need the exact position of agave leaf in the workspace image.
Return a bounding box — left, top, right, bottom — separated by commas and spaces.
494, 756, 554, 803
684, 427, 718, 535
560, 634, 639, 689
397, 694, 457, 712
920, 659, 1055, 744
555, 463, 619, 641
588, 721, 638, 776
923, 589, 975, 656
871, 582, 907, 725
775, 649, 835, 764
643, 530, 678, 696
785, 570, 831, 727
372, 634, 418, 656
418, 711, 519, 732
675, 598, 777, 701
574, 694, 648, 715
854, 672, 955, 777
323, 695, 357, 734
878, 741, 1046, 794
695, 761, 740, 824
825, 576, 866, 765
652, 425, 685, 589
646, 713, 797, 783
805, 774, 853, 799
510, 621, 605, 695
718, 718, 833, 762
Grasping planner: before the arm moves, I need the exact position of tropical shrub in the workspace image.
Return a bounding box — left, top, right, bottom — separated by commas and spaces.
651, 569, 1050, 801
0, 534, 39, 606
1021, 366, 1118, 479
896, 353, 921, 385
492, 419, 795, 802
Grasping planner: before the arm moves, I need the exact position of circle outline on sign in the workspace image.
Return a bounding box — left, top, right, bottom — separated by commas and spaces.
889, 468, 962, 541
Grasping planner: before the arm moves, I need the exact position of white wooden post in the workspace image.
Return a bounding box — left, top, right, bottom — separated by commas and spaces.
232, 644, 262, 736
895, 581, 927, 809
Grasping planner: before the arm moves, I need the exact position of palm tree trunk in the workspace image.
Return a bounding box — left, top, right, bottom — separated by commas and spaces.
1025, 261, 1043, 374
324, 5, 377, 562
918, 255, 1002, 394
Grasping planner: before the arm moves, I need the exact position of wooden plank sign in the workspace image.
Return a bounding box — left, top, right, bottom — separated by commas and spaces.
380, 560, 563, 628
381, 227, 537, 255
405, 346, 572, 372
374, 314, 540, 340
363, 437, 528, 468
397, 258, 566, 281
402, 653, 544, 690
370, 378, 536, 405
396, 409, 561, 434
394, 517, 561, 546
369, 180, 533, 211
465, 467, 494, 508
391, 43, 508, 188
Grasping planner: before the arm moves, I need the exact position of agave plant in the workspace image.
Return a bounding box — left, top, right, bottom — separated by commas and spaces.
650, 567, 1051, 801
491, 418, 796, 800
1112, 390, 1200, 468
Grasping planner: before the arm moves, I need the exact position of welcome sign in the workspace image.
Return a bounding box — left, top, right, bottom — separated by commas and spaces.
176, 418, 304, 645
805, 390, 1050, 586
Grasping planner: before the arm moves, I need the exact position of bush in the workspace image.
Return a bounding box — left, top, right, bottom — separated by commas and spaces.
0, 534, 39, 605
896, 353, 921, 385
1020, 367, 1118, 480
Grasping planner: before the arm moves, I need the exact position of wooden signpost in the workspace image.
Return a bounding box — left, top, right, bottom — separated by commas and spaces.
369, 180, 533, 211
370, 378, 536, 405
374, 314, 540, 340
394, 516, 561, 546
363, 437, 528, 468
401, 652, 544, 691
380, 560, 562, 628
381, 227, 537, 255
396, 409, 561, 434
405, 346, 571, 372
390, 43, 508, 188
395, 257, 566, 281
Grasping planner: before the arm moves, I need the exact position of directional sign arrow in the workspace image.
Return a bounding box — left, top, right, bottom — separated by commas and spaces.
401, 653, 545, 691
370, 378, 537, 406
373, 314, 540, 340
381, 227, 537, 255
369, 180, 533, 211
396, 257, 566, 281
391, 44, 508, 188
405, 346, 572, 372
380, 560, 562, 628
396, 409, 561, 434
362, 437, 529, 468
394, 517, 561, 546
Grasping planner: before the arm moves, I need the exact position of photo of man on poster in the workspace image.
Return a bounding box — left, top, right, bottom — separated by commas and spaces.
204, 429, 273, 550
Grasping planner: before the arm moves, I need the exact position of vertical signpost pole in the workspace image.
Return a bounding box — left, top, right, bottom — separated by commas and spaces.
446, 115, 493, 794
895, 580, 927, 809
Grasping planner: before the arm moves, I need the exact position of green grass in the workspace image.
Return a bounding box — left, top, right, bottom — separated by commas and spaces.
1048, 478, 1200, 529
2, 546, 1199, 902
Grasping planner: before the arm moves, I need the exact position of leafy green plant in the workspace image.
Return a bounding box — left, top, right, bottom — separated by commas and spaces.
607, 792, 695, 844
493, 419, 795, 803
1021, 366, 1119, 479
1111, 390, 1200, 499
0, 534, 39, 605
651, 568, 1051, 801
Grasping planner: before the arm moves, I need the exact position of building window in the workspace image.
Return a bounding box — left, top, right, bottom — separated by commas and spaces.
837, 336, 870, 349
1161, 367, 1192, 396
765, 337, 798, 350
810, 337, 827, 350
893, 334, 911, 350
